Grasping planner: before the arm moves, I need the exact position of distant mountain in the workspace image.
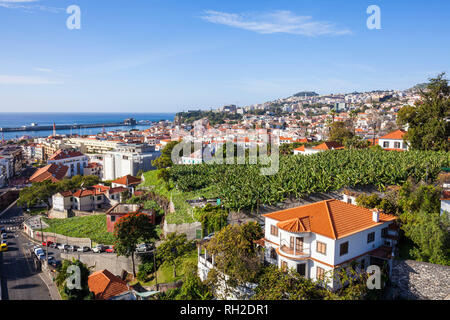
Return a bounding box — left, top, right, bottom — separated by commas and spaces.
293, 91, 319, 97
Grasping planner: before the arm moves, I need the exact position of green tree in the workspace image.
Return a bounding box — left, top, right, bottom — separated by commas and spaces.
113, 213, 158, 276
156, 232, 194, 278
205, 223, 262, 298
178, 261, 212, 300
252, 265, 327, 300
194, 204, 228, 235
397, 73, 450, 151
398, 182, 450, 265
152, 141, 180, 169
328, 121, 354, 144
55, 259, 94, 300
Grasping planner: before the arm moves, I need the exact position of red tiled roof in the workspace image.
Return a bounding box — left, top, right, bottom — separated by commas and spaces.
48, 149, 85, 161
263, 199, 396, 239
29, 164, 68, 183
112, 175, 141, 187
379, 130, 406, 140
88, 269, 129, 300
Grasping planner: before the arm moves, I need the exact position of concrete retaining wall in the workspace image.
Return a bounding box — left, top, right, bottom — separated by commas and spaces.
163, 220, 202, 240
61, 252, 140, 277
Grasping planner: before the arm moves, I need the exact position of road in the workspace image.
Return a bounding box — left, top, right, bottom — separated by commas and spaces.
0, 204, 52, 300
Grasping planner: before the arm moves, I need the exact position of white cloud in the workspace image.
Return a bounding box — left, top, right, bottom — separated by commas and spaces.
0, 74, 62, 85
0, 0, 63, 13
33, 67, 53, 73
201, 10, 352, 37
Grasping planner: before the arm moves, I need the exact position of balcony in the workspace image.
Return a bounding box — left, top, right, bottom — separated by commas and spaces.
278, 244, 310, 259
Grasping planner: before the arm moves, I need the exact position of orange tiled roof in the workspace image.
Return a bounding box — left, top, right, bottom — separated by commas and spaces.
441, 190, 450, 201
294, 146, 306, 152
88, 269, 129, 300
48, 149, 85, 161
29, 164, 68, 183
379, 130, 406, 140
313, 141, 344, 150
112, 175, 141, 186
263, 199, 396, 239
276, 217, 311, 233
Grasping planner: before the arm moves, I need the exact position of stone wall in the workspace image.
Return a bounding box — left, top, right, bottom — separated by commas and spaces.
61, 252, 140, 277
33, 231, 92, 248
388, 260, 450, 300
163, 220, 202, 240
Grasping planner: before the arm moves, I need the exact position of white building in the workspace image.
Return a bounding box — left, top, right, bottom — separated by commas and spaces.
378, 130, 408, 151
103, 144, 160, 181
47, 149, 88, 177
261, 199, 398, 290
0, 156, 13, 187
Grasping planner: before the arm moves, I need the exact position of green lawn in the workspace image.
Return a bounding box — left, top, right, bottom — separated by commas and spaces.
141, 170, 218, 224
42, 214, 115, 245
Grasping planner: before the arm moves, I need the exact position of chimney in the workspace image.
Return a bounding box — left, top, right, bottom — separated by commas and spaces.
372, 208, 380, 223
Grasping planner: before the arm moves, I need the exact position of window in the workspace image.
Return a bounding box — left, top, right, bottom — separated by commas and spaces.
394, 141, 401, 149
70, 197, 73, 202
97, 196, 102, 200
270, 225, 278, 237
123, 156, 129, 160
296, 237, 303, 252
360, 259, 365, 271
111, 215, 116, 222
270, 247, 277, 260
367, 232, 375, 243
383, 141, 389, 148
316, 241, 327, 255
281, 261, 288, 271
340, 242, 349, 256
316, 266, 325, 280
402, 143, 407, 149
347, 198, 352, 204
381, 228, 388, 238
297, 264, 306, 276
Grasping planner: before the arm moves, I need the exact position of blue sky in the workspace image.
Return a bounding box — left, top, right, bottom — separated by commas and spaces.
0, 0, 449, 113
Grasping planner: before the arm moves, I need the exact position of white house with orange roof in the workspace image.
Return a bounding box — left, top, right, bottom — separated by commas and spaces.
294, 141, 344, 156
261, 199, 398, 289
378, 130, 408, 151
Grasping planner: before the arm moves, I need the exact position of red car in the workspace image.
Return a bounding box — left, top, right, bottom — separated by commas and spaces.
42, 241, 53, 246
105, 246, 114, 253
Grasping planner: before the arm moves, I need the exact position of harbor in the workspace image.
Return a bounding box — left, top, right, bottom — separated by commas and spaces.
0, 118, 137, 133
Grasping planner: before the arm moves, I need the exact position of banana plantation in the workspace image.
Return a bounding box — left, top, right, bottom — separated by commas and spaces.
169, 149, 450, 212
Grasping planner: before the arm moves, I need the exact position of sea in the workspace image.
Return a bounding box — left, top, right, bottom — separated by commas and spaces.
0, 112, 175, 140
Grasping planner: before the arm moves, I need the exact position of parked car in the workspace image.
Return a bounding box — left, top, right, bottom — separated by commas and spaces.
105, 246, 114, 253
47, 256, 55, 262
0, 226, 5, 233
1, 233, 7, 239
77, 246, 90, 252
136, 243, 153, 253
37, 252, 46, 260
0, 243, 7, 252
48, 259, 62, 268
68, 245, 78, 252
49, 243, 58, 249
58, 244, 69, 251
1, 239, 7, 245
92, 244, 106, 253
34, 248, 44, 256
203, 233, 215, 241
42, 241, 53, 247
